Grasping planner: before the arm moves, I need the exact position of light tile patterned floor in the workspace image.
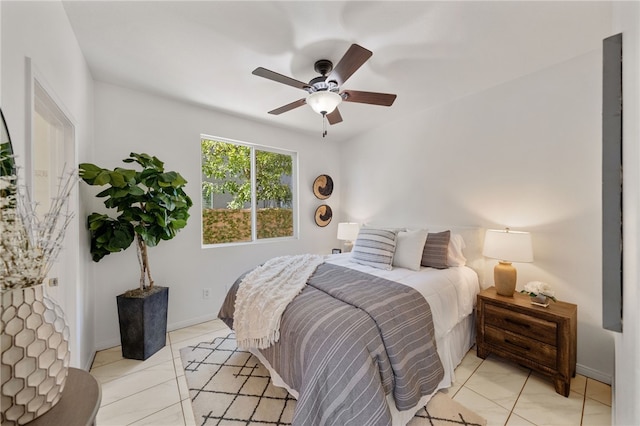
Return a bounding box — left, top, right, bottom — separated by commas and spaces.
90, 319, 611, 426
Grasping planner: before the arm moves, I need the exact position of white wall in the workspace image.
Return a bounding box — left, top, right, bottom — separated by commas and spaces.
1, 1, 95, 369
340, 49, 613, 382
612, 2, 640, 425
90, 82, 342, 349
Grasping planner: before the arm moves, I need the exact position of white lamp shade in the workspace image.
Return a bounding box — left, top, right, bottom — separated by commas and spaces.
483, 229, 533, 263
337, 222, 360, 241
306, 91, 342, 115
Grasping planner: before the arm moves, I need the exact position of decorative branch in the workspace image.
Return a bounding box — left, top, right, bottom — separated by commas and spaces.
0, 163, 77, 291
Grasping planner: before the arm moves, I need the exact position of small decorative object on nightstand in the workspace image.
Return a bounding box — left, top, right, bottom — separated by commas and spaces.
482, 228, 534, 296
521, 281, 557, 308
529, 294, 550, 307
476, 287, 577, 397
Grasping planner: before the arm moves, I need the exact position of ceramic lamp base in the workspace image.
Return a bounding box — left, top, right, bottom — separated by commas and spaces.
494, 261, 517, 296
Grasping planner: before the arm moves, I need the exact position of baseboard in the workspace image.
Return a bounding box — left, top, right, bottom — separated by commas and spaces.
168, 313, 219, 332
576, 363, 612, 385
95, 338, 122, 352
84, 350, 97, 371
94, 313, 220, 352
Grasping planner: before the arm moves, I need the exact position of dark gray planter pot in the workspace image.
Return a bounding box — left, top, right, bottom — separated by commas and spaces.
116, 286, 169, 360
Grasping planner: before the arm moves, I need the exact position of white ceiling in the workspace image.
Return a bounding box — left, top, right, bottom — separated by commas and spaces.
62, 1, 613, 142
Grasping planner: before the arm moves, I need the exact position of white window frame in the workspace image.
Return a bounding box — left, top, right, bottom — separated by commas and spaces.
200, 134, 298, 248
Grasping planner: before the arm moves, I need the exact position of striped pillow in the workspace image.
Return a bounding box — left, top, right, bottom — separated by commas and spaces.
421, 230, 451, 269
350, 228, 398, 270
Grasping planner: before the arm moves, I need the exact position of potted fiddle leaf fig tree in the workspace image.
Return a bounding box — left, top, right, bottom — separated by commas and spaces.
79, 152, 192, 360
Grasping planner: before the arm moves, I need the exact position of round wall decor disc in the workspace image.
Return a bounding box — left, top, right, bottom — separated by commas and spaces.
313, 174, 334, 200
314, 204, 333, 227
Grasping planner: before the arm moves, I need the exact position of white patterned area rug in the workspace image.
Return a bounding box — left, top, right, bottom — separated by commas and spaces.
180, 333, 486, 426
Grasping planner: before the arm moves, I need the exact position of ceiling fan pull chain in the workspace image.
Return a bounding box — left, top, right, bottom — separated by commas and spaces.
322, 113, 328, 138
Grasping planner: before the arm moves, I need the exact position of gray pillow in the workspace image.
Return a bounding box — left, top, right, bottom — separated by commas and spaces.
350, 227, 398, 270
421, 230, 451, 269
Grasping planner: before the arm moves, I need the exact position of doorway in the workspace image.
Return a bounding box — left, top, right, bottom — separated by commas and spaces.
28, 74, 79, 366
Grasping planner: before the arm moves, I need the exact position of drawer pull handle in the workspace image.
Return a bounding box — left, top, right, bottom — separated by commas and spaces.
505, 338, 530, 351
505, 318, 531, 328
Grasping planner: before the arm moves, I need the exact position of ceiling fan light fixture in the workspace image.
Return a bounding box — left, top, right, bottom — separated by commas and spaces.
306, 90, 342, 115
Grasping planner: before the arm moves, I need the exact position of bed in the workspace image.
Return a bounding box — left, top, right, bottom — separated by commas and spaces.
218, 226, 483, 426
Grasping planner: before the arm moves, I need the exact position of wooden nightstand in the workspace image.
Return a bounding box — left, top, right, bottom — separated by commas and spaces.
476, 286, 577, 397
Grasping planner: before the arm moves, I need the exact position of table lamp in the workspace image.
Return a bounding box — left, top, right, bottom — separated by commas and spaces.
337, 222, 360, 252
482, 228, 533, 296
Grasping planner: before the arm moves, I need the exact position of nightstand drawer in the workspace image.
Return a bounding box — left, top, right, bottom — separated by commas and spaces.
485, 325, 557, 369
485, 303, 557, 346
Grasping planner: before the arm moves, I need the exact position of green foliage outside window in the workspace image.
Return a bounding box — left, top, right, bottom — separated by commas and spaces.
201, 138, 295, 245
201, 208, 293, 244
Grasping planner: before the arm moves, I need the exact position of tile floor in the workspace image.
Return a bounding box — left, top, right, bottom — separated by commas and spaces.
89, 319, 612, 426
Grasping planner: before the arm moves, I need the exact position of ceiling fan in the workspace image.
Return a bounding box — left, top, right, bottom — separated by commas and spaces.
252, 44, 397, 137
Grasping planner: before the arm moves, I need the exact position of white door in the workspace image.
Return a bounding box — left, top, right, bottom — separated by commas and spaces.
31, 79, 79, 365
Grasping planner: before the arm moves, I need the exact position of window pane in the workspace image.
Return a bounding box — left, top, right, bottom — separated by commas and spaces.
201, 136, 296, 246
201, 139, 252, 244
255, 150, 293, 239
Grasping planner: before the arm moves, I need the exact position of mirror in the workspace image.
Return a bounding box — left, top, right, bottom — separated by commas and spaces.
1, 108, 15, 178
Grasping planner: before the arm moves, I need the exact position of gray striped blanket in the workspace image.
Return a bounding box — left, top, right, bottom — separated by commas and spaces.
218, 262, 444, 426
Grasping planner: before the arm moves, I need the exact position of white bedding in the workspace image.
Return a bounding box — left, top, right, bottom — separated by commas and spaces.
325, 253, 480, 341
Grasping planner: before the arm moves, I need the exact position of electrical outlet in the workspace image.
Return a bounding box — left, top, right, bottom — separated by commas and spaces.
48, 277, 59, 287
202, 288, 211, 299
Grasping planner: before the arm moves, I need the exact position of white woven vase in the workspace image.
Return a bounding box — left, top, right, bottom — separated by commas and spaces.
1, 284, 70, 425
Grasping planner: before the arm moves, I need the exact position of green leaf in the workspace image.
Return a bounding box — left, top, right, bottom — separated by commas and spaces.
138, 212, 155, 222
115, 167, 137, 181
159, 171, 177, 183
171, 219, 187, 229
95, 188, 112, 198
78, 163, 104, 181
128, 186, 145, 196
93, 171, 112, 186
154, 212, 167, 227
108, 171, 127, 187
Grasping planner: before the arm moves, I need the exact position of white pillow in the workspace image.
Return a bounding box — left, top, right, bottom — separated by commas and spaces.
447, 233, 467, 267
393, 229, 428, 271
350, 227, 398, 270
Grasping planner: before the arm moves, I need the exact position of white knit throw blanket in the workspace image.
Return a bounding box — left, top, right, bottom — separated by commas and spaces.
234, 254, 325, 350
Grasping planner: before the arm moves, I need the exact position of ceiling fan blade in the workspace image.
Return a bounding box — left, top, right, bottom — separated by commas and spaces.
326, 108, 343, 125
342, 90, 397, 107
326, 44, 373, 86
268, 98, 306, 115
253, 67, 310, 91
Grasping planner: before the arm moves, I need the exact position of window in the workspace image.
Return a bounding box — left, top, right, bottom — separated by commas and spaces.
201, 136, 296, 245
